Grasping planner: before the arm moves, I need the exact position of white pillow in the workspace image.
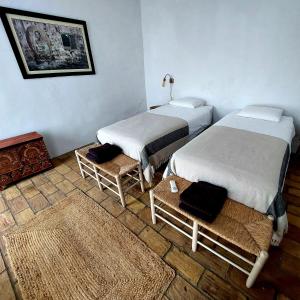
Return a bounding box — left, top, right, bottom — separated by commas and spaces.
237, 105, 283, 122
169, 97, 206, 108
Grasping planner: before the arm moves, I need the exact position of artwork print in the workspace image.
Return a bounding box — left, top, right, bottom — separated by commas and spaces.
0, 7, 95, 78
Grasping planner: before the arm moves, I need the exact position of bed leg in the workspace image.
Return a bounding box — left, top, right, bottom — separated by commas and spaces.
138, 163, 145, 193
246, 251, 269, 288
192, 221, 198, 252
76, 152, 85, 179
116, 176, 126, 207
149, 190, 156, 224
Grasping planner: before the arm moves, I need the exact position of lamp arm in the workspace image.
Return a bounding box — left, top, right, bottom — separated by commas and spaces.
162, 73, 175, 101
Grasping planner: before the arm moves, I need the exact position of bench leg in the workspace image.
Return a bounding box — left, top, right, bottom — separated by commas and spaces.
149, 189, 156, 224
75, 152, 85, 179
138, 163, 145, 193
116, 176, 126, 207
192, 221, 198, 252
93, 165, 103, 192
246, 251, 268, 288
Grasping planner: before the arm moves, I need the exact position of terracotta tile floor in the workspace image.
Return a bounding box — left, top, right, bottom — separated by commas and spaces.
0, 149, 300, 300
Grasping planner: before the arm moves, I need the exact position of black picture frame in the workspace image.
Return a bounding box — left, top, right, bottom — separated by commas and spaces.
0, 6, 95, 79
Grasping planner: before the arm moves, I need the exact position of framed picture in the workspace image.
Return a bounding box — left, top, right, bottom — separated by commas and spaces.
0, 6, 95, 79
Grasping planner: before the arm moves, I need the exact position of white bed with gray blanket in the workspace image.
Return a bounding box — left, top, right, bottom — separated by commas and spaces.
97, 101, 213, 183
164, 107, 295, 245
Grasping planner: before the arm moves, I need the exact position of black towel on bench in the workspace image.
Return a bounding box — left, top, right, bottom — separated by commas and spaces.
179, 181, 227, 223
86, 143, 122, 164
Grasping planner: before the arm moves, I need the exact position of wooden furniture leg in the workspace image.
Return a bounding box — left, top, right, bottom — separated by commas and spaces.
116, 176, 126, 207
149, 189, 156, 224
246, 251, 269, 288
192, 221, 198, 252
76, 152, 86, 179
93, 165, 103, 191
138, 163, 145, 193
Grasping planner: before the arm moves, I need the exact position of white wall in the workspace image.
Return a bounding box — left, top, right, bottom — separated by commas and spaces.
141, 0, 300, 133
0, 0, 146, 157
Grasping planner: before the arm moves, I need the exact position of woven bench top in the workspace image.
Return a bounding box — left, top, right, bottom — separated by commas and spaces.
76, 144, 139, 177
153, 176, 273, 256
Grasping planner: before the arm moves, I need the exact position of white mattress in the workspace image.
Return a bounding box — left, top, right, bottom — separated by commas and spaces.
150, 104, 213, 135
215, 111, 295, 146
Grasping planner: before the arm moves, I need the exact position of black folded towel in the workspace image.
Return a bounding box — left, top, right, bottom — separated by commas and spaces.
86, 143, 122, 164
179, 181, 227, 223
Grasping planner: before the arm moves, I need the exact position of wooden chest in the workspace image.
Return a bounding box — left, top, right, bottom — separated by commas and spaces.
0, 132, 52, 190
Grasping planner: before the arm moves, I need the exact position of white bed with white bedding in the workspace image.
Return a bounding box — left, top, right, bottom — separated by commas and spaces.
150, 104, 213, 137
97, 99, 213, 183
216, 111, 295, 146
164, 107, 295, 244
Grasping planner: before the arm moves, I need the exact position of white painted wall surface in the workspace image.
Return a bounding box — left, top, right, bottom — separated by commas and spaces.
141, 0, 300, 133
0, 0, 146, 157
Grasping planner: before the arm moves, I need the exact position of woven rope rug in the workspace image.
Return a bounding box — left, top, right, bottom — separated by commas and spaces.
4, 191, 174, 300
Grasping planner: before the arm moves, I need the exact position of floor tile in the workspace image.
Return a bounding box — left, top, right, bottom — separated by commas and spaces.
39, 182, 58, 196
287, 213, 300, 229
0, 271, 15, 300
160, 224, 191, 250
259, 251, 300, 300
100, 197, 125, 217
31, 174, 49, 187
55, 164, 72, 175
189, 247, 229, 279
69, 162, 80, 172
73, 178, 94, 192
165, 247, 204, 285
47, 171, 65, 184
0, 211, 15, 232
139, 226, 171, 257
139, 192, 151, 207
280, 238, 300, 259
290, 174, 300, 182
198, 270, 247, 300
47, 191, 66, 204
21, 183, 40, 199
86, 186, 107, 204
126, 195, 146, 214
0, 196, 7, 213
214, 238, 255, 272
285, 179, 300, 189
14, 208, 34, 225
2, 187, 21, 201
7, 196, 29, 215
0, 252, 5, 273
285, 193, 300, 207
64, 170, 81, 183
280, 251, 300, 278
27, 194, 49, 213
118, 210, 146, 235
56, 180, 75, 194
137, 206, 165, 231
13, 282, 22, 300
287, 204, 300, 216
226, 266, 277, 300
127, 185, 144, 199
288, 188, 300, 198
16, 179, 32, 189
167, 275, 207, 300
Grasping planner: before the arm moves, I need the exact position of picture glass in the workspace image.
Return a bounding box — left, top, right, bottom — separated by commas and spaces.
5, 12, 93, 76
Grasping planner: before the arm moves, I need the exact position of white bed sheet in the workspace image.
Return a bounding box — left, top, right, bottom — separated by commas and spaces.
215, 111, 295, 146
150, 104, 213, 135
